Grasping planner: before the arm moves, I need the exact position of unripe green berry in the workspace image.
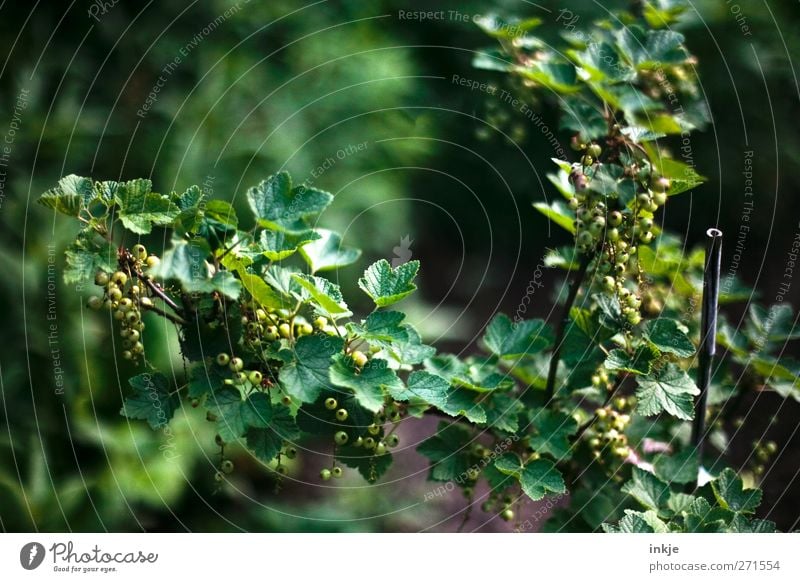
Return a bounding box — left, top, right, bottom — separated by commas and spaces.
351, 350, 368, 368
567, 197, 579, 210
639, 231, 654, 244
284, 446, 297, 459
332, 466, 343, 478
320, 468, 332, 481
334, 431, 349, 445
111, 271, 128, 286
122, 350, 133, 360
216, 353, 230, 366
278, 323, 291, 338
87, 296, 104, 310
652, 176, 671, 193
375, 442, 387, 455
367, 423, 380, 435
335, 408, 348, 422
626, 311, 642, 325
108, 287, 123, 302
145, 255, 160, 269
577, 231, 593, 247
229, 357, 244, 372
501, 509, 514, 522
602, 276, 616, 292
387, 434, 400, 447
652, 191, 667, 206
363, 437, 376, 449
221, 459, 234, 474
249, 370, 263, 385
325, 397, 338, 410
588, 143, 602, 158
606, 227, 619, 242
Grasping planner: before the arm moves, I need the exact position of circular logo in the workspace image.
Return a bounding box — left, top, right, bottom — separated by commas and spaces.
19, 542, 46, 570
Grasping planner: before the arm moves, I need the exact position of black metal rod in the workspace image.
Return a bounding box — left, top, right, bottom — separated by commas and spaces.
691, 228, 722, 480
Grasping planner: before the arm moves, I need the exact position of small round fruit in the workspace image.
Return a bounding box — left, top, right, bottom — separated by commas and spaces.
314, 316, 328, 329
334, 431, 349, 445
501, 509, 515, 522
221, 459, 234, 474
108, 287, 123, 302
113, 310, 125, 321
278, 323, 291, 338
637, 193, 651, 207
111, 271, 128, 286
128, 330, 140, 342
281, 395, 292, 406
387, 434, 400, 447
255, 309, 268, 322
626, 311, 642, 325
568, 197, 579, 210
367, 423, 380, 435
639, 231, 654, 244
229, 357, 244, 372
652, 176, 671, 193
602, 276, 616, 292
332, 466, 343, 478
122, 350, 133, 360
125, 311, 140, 325
375, 442, 387, 455
577, 230, 593, 247
298, 323, 313, 336
640, 217, 654, 231
145, 255, 160, 269
139, 296, 153, 308
214, 471, 224, 483
588, 143, 602, 158
320, 468, 332, 481
652, 191, 667, 206
276, 465, 288, 476
216, 353, 230, 366
95, 271, 110, 286
606, 227, 619, 242
87, 296, 104, 310
325, 397, 338, 410
249, 370, 263, 385
132, 244, 147, 260
608, 210, 623, 226
363, 437, 376, 450
582, 154, 594, 166
264, 326, 279, 341
284, 446, 297, 459
765, 441, 778, 454
335, 408, 348, 422
351, 350, 368, 367
118, 297, 133, 312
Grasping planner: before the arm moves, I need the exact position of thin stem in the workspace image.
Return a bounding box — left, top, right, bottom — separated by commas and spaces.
140, 274, 182, 313
545, 254, 593, 405
141, 302, 187, 326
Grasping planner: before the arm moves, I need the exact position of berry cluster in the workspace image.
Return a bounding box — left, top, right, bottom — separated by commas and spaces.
240, 306, 338, 347
481, 492, 517, 523
750, 440, 778, 478
587, 398, 632, 462
86, 244, 161, 362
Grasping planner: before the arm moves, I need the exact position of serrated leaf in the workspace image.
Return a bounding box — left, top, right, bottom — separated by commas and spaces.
292, 273, 351, 316
63, 231, 117, 285
279, 334, 345, 403
711, 468, 762, 514
533, 200, 575, 233
483, 313, 554, 358
114, 179, 179, 234
653, 448, 699, 485
635, 363, 699, 420
358, 259, 420, 307
528, 408, 578, 460
644, 318, 695, 357
299, 228, 361, 273
417, 422, 473, 482
120, 373, 179, 430
605, 344, 660, 375
328, 354, 403, 413
246, 172, 333, 233
348, 311, 409, 343
245, 405, 301, 463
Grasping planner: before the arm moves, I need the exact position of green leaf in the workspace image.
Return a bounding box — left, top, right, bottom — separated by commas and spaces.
63, 231, 117, 285
246, 172, 333, 233
520, 459, 566, 501
292, 273, 351, 316
299, 228, 361, 273
605, 344, 660, 375
114, 179, 179, 234
483, 314, 554, 358
393, 371, 486, 423
245, 404, 301, 463
120, 373, 179, 430
603, 510, 667, 533
533, 200, 576, 233
653, 448, 699, 485
328, 355, 403, 413
559, 98, 608, 142
644, 318, 695, 357
474, 13, 542, 39
417, 422, 473, 482
635, 363, 700, 420
622, 467, 670, 511
279, 334, 345, 403
150, 237, 211, 291
528, 408, 578, 460
711, 468, 762, 514
259, 229, 320, 261
358, 259, 420, 307
646, 154, 706, 196
38, 175, 95, 216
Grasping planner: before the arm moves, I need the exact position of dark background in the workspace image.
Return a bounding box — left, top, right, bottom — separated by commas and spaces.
0, 0, 798, 531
